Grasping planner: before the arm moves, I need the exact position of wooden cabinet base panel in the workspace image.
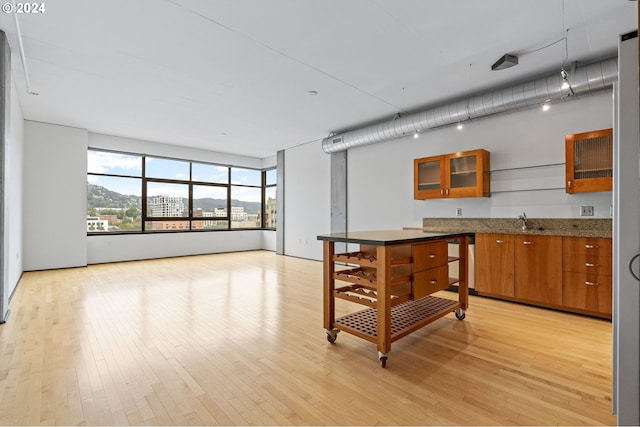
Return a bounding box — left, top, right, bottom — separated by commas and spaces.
475, 292, 611, 319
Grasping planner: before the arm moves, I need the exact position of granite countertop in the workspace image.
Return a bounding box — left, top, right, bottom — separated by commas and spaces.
419, 218, 612, 238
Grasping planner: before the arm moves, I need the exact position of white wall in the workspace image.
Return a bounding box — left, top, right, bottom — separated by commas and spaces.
283, 139, 330, 261
87, 132, 275, 264
87, 230, 265, 264
21, 90, 614, 267
2, 76, 24, 319
279, 91, 614, 261
262, 230, 276, 252
89, 133, 266, 169
347, 91, 614, 231
6, 78, 23, 297
23, 121, 88, 270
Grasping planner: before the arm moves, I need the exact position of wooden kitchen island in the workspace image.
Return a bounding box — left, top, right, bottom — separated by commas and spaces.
317, 230, 470, 367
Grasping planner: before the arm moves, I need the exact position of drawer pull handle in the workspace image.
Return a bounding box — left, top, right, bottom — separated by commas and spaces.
429, 280, 438, 285
440, 189, 444, 196
496, 239, 505, 243
523, 241, 534, 245
585, 263, 600, 267
428, 254, 437, 259
585, 281, 600, 286
585, 244, 599, 249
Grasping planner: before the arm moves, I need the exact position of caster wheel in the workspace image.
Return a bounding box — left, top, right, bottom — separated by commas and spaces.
325, 329, 339, 343
377, 351, 388, 368
455, 308, 466, 320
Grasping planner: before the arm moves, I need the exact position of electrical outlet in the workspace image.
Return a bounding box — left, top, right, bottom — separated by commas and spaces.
456, 208, 462, 217
581, 206, 594, 216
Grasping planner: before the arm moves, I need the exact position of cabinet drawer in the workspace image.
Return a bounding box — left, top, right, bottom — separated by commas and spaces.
413, 266, 449, 300
563, 254, 611, 276
562, 271, 612, 315
563, 237, 611, 256
413, 241, 448, 272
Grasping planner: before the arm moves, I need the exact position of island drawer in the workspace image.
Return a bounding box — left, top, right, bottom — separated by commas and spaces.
413, 241, 448, 272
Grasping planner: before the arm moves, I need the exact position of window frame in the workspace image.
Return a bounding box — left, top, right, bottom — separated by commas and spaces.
262, 169, 277, 230
87, 148, 276, 235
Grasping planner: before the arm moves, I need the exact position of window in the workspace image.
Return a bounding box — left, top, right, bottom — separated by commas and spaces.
87, 151, 142, 232
87, 149, 276, 234
145, 156, 190, 180
192, 162, 228, 184
231, 167, 262, 229
192, 185, 229, 230
263, 169, 277, 229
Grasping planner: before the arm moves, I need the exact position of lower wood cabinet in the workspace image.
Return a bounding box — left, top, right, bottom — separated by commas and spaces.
562, 237, 612, 316
475, 233, 611, 318
475, 233, 515, 297
513, 235, 562, 306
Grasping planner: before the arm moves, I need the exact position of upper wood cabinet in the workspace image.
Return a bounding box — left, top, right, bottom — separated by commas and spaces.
414, 149, 490, 199
565, 128, 613, 193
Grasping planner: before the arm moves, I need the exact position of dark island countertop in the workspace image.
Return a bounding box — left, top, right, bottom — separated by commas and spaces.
317, 229, 471, 246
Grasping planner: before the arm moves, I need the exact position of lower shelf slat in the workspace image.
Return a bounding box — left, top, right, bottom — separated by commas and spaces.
334, 296, 460, 344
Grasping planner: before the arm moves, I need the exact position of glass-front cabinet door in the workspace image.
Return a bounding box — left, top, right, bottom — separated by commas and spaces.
449, 154, 477, 191
414, 155, 445, 199
446, 150, 490, 198
565, 128, 613, 193
414, 149, 490, 199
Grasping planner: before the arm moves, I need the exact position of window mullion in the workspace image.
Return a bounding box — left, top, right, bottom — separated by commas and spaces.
227, 167, 231, 230
141, 155, 147, 232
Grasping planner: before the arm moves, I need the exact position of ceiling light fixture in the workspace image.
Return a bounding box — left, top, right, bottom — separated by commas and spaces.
542, 102, 551, 111
560, 65, 576, 96
413, 132, 419, 139
560, 69, 570, 89
457, 123, 464, 130
491, 54, 519, 71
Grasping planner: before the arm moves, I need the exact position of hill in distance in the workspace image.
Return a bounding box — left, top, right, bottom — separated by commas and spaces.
88, 183, 261, 214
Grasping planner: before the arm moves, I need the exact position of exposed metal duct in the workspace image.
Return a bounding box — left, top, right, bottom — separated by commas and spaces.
322, 57, 618, 154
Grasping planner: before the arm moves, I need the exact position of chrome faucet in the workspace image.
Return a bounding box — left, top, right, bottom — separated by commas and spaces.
518, 212, 528, 231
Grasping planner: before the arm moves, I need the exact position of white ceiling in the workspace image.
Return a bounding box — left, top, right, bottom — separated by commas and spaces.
0, 0, 637, 158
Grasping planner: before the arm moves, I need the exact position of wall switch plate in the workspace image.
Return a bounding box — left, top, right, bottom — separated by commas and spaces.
456, 208, 462, 217
581, 206, 594, 216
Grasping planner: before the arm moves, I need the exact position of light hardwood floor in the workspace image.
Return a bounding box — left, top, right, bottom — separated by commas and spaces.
0, 250, 615, 425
